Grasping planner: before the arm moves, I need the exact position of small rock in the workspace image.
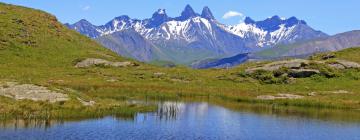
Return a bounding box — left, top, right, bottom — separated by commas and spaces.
153, 72, 166, 77
256, 95, 276, 100
332, 90, 350, 94
77, 97, 96, 106
277, 94, 304, 99
257, 94, 304, 100
106, 78, 118, 82
112, 61, 135, 67
328, 63, 346, 69
75, 58, 136, 68
308, 92, 316, 96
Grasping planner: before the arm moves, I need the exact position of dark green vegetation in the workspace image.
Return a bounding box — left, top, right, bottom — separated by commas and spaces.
0, 3, 360, 120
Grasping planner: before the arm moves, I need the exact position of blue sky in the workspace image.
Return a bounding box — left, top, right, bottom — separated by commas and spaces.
1, 0, 359, 35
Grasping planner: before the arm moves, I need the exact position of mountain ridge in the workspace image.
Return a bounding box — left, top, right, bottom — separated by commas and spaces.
66, 5, 328, 65
253, 30, 360, 59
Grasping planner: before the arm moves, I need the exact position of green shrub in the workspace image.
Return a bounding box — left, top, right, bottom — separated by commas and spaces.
311, 74, 325, 82
236, 71, 247, 77
307, 62, 340, 78
344, 70, 360, 80
249, 70, 288, 84
273, 67, 289, 77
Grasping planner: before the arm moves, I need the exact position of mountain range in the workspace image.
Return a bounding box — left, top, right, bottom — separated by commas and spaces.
66, 5, 330, 66
253, 30, 360, 59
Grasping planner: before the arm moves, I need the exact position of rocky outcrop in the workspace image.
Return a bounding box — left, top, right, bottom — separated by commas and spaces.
335, 60, 360, 69
257, 94, 304, 100
246, 59, 310, 73
247, 59, 360, 73
75, 58, 137, 68
0, 82, 68, 103
245, 59, 360, 79
288, 69, 320, 78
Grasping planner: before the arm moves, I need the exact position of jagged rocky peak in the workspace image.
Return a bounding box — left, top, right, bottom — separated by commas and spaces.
147, 9, 171, 28
66, 5, 329, 66
265, 15, 282, 24
114, 15, 131, 21
252, 15, 308, 32
177, 4, 199, 21
285, 16, 307, 27
75, 19, 93, 25
244, 17, 255, 24
254, 15, 283, 32
270, 15, 282, 20
153, 9, 168, 17
156, 9, 165, 14
104, 15, 132, 28
259, 16, 307, 25
151, 9, 169, 21
201, 6, 215, 20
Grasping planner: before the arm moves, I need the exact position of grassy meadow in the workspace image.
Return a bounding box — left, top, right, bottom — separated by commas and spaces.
0, 3, 360, 120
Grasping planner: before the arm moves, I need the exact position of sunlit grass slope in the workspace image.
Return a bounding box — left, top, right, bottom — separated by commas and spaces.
1, 2, 360, 120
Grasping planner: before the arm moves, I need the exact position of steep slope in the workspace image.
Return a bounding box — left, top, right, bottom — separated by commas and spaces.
96, 29, 165, 62
0, 3, 127, 78
254, 30, 360, 59
66, 5, 327, 65
64, 19, 101, 38
91, 6, 254, 64
0, 3, 162, 119
327, 47, 360, 63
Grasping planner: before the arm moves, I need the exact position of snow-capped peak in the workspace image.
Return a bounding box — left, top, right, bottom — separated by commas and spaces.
225, 15, 314, 47
68, 5, 326, 49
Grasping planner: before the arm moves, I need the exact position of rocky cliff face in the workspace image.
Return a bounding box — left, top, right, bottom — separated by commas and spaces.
66, 5, 327, 65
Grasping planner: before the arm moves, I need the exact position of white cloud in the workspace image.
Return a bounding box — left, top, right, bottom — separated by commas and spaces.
222, 11, 244, 19
82, 5, 91, 11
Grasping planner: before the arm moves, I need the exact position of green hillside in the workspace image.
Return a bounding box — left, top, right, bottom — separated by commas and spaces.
329, 47, 360, 63
1, 3, 360, 120
0, 3, 153, 119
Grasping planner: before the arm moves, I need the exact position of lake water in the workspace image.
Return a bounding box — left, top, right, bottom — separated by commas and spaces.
0, 101, 360, 140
